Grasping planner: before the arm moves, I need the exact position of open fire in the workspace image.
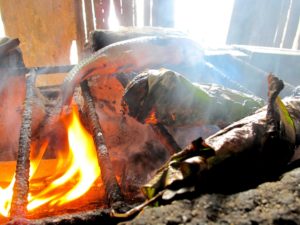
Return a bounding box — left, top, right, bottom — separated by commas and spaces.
0, 105, 101, 220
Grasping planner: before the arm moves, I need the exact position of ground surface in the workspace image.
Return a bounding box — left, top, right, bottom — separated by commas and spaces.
124, 166, 300, 225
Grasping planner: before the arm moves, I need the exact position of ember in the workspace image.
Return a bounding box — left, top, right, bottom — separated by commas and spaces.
144, 108, 158, 124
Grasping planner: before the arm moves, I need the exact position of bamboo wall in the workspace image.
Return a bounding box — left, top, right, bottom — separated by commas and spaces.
227, 0, 300, 49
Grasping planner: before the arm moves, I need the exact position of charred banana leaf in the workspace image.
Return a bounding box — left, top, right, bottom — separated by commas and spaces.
142, 74, 298, 200
112, 75, 299, 218
123, 69, 264, 127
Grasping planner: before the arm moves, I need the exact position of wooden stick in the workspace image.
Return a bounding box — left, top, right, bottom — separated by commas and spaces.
80, 80, 124, 206
10, 69, 37, 218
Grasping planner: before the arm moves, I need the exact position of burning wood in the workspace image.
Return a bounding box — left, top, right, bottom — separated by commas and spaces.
10, 69, 37, 219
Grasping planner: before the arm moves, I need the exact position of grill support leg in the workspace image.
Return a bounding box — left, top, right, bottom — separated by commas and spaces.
10, 69, 37, 219
80, 80, 124, 207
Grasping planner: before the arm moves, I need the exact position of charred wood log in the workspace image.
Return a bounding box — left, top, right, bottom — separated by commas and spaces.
80, 80, 124, 208
10, 69, 37, 218
90, 27, 187, 51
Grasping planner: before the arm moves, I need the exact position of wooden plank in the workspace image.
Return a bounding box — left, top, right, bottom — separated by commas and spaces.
36, 73, 67, 87
93, 0, 102, 29
84, 0, 95, 36
94, 0, 110, 29
0, 0, 77, 67
74, 0, 87, 59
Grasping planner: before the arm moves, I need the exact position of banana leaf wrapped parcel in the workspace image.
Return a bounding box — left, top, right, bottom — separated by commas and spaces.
123, 68, 265, 128
140, 74, 299, 201
114, 74, 300, 217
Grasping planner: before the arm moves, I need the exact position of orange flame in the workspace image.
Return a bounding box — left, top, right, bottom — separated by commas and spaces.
0, 177, 15, 217
0, 105, 101, 217
144, 108, 158, 124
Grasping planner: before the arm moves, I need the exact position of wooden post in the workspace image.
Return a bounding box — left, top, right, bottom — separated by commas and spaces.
94, 0, 110, 29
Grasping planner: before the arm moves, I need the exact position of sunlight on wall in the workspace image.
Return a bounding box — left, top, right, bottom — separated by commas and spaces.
108, 0, 120, 30
0, 13, 6, 37
174, 0, 234, 46
83, 0, 234, 45
69, 40, 78, 64
136, 0, 145, 27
